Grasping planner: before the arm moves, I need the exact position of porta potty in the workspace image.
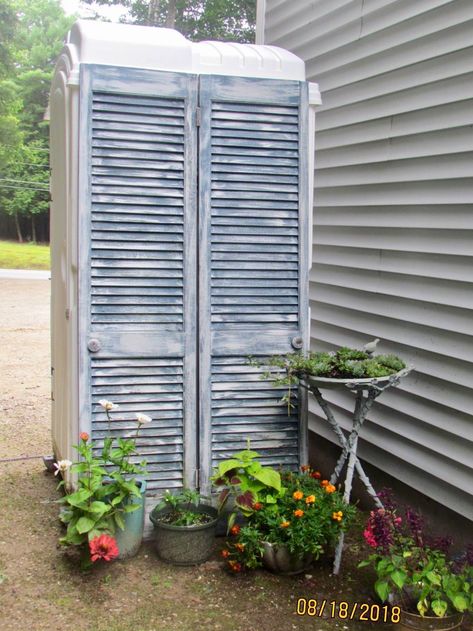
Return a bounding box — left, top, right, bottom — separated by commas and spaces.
50, 20, 320, 504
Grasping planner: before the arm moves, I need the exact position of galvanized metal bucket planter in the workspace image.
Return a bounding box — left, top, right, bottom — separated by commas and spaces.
397, 610, 463, 631
115, 479, 147, 559
149, 504, 218, 565
261, 541, 313, 575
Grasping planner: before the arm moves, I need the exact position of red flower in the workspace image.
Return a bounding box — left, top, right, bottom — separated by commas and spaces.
228, 560, 242, 573
80, 432, 89, 442
252, 502, 263, 511
221, 549, 230, 558
89, 534, 119, 562
230, 525, 240, 536
301, 465, 311, 472
310, 471, 322, 479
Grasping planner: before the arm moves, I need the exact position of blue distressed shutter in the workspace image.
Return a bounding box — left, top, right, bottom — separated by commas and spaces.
199, 76, 309, 493
78, 65, 198, 494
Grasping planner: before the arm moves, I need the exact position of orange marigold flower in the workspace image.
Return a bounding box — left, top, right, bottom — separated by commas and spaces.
228, 560, 243, 573
280, 520, 291, 528
235, 543, 246, 552
221, 549, 230, 558
305, 495, 316, 504
310, 471, 322, 479
293, 490, 304, 500
230, 525, 240, 536
294, 509, 304, 518
253, 502, 263, 511
301, 465, 311, 472
332, 511, 343, 522
321, 479, 329, 487
325, 484, 336, 494
80, 432, 89, 442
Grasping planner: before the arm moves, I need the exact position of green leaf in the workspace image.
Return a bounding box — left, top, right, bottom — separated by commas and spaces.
75, 516, 96, 534
417, 599, 428, 616
374, 579, 390, 602
88, 501, 110, 515
217, 459, 241, 477
426, 571, 441, 586
431, 600, 448, 617
452, 594, 469, 612
357, 559, 371, 568
233, 449, 259, 461
65, 488, 93, 507
114, 511, 125, 531
391, 570, 407, 589
251, 467, 281, 491
123, 503, 140, 513
111, 493, 125, 506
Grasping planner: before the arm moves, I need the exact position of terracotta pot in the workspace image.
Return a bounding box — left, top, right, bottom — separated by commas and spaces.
397, 609, 464, 631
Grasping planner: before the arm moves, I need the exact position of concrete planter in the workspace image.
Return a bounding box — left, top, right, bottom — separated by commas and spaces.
261, 541, 313, 575
149, 503, 218, 565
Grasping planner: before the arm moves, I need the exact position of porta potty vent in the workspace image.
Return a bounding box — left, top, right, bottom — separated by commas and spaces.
50, 20, 320, 507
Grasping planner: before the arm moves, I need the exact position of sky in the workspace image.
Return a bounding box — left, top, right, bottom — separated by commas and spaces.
60, 0, 129, 21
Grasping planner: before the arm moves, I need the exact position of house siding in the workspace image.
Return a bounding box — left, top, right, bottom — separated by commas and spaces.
260, 0, 473, 521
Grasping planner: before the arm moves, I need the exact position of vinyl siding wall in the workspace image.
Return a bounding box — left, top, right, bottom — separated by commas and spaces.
259, 0, 473, 521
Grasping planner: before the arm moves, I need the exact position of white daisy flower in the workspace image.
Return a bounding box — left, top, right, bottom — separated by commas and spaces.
98, 399, 118, 411
135, 413, 152, 425
53, 459, 72, 476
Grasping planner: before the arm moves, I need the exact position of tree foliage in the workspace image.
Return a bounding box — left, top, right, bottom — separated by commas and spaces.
0, 0, 74, 241
84, 0, 256, 43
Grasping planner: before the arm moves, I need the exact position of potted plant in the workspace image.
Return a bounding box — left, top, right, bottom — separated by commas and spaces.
57, 399, 149, 565
149, 489, 218, 565
249, 343, 408, 412
358, 495, 473, 629
212, 449, 356, 574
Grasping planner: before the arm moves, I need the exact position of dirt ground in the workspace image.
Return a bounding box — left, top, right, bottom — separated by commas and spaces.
0, 279, 469, 631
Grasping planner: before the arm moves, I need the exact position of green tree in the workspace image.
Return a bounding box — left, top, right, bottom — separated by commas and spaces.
0, 141, 49, 242
84, 0, 256, 43
0, 0, 74, 241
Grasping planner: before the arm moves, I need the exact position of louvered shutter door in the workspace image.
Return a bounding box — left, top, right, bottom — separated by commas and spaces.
199, 75, 309, 493
78, 66, 198, 493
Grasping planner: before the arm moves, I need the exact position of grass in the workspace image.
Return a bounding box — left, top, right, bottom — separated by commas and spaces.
0, 239, 50, 270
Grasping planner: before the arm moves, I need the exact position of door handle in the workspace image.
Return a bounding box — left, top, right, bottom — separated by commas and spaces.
87, 339, 101, 353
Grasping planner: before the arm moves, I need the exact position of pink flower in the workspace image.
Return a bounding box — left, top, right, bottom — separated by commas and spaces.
89, 535, 119, 562
363, 526, 378, 548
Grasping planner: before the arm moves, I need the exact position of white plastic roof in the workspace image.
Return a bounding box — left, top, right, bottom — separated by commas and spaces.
63, 20, 307, 82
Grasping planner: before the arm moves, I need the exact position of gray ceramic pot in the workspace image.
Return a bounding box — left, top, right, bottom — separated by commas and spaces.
150, 503, 218, 565
261, 541, 313, 575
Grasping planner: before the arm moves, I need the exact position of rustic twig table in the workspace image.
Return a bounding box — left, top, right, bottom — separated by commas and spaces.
301, 367, 412, 574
